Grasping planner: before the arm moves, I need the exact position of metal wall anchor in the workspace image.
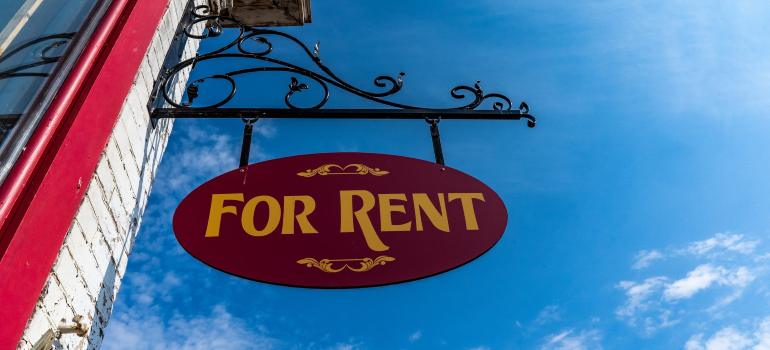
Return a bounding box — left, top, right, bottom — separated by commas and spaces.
239, 117, 259, 167
426, 117, 444, 165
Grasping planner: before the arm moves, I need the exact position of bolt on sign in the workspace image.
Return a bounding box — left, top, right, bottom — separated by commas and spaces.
173, 153, 508, 288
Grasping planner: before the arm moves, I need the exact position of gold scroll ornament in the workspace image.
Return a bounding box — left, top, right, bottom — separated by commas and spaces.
297, 256, 395, 273
297, 164, 389, 177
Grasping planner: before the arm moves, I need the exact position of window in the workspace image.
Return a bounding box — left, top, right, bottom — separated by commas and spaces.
0, 0, 103, 175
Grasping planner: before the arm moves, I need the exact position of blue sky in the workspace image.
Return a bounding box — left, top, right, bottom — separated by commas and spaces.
103, 1, 770, 349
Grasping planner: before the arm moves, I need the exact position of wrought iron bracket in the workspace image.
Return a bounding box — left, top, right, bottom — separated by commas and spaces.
425, 117, 444, 165
147, 0, 197, 129
239, 117, 259, 167
0, 33, 75, 128
0, 32, 75, 81
148, 3, 537, 166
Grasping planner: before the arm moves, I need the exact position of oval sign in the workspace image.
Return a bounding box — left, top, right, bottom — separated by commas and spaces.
173, 152, 507, 288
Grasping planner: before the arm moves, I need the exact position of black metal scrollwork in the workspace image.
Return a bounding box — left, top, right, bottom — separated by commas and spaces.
156, 5, 535, 127
0, 33, 75, 81
0, 33, 76, 138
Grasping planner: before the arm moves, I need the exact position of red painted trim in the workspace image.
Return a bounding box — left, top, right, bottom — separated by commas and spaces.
0, 0, 172, 346
0, 0, 129, 245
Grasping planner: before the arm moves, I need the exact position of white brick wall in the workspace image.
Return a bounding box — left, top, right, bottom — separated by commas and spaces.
17, 1, 203, 348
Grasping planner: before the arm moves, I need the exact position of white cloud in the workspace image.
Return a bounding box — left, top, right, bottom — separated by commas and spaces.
684, 317, 770, 350
409, 330, 422, 342
703, 328, 753, 350
535, 305, 562, 325
664, 265, 755, 301
686, 233, 759, 257
467, 346, 490, 350
664, 265, 727, 301
616, 277, 667, 319
160, 126, 240, 197
642, 309, 679, 336
632, 249, 664, 270
616, 276, 678, 335
328, 342, 364, 350
541, 329, 602, 350
124, 271, 183, 306
616, 264, 756, 334
155, 123, 273, 206
616, 232, 768, 335
104, 305, 277, 350
707, 289, 745, 313
755, 318, 770, 350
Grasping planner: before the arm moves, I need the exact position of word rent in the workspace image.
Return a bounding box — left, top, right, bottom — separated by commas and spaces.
205, 190, 485, 251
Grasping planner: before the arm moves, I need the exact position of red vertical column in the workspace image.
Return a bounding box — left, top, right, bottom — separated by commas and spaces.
0, 0, 174, 346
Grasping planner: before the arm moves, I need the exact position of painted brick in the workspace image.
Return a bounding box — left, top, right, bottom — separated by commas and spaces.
40, 279, 70, 326
19, 306, 55, 349
107, 193, 129, 235
86, 183, 118, 242
94, 159, 116, 199
125, 90, 149, 134
63, 226, 102, 301
137, 64, 154, 98
106, 195, 129, 261
133, 70, 152, 106
111, 123, 142, 183
119, 112, 149, 166
75, 198, 100, 244
19, 0, 204, 347
106, 141, 137, 213
145, 51, 160, 80
52, 251, 87, 306
67, 283, 96, 323
89, 236, 114, 287
16, 339, 31, 350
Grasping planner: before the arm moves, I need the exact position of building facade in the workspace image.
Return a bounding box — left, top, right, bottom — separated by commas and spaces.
0, 1, 310, 348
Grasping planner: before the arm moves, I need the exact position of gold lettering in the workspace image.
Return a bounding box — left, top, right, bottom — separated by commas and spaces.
241, 195, 281, 237
339, 190, 389, 251
379, 193, 412, 232
413, 193, 449, 232
205, 193, 244, 237
282, 195, 318, 234
448, 193, 485, 230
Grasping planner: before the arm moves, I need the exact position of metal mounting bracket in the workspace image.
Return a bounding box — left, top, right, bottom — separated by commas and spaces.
147, 2, 537, 166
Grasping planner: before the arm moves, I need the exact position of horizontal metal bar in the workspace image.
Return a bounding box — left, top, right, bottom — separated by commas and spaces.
151, 108, 536, 126
0, 114, 22, 122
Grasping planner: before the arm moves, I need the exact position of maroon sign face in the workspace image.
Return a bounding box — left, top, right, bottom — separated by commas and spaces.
173, 152, 508, 288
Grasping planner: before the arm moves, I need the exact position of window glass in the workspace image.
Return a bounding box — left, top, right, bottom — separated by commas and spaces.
0, 0, 99, 143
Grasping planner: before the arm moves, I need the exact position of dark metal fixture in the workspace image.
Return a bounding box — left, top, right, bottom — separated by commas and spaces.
0, 33, 74, 81
150, 5, 536, 166
0, 33, 75, 129
0, 0, 114, 184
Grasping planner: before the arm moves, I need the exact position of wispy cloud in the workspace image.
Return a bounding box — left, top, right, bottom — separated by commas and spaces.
616, 276, 678, 335
149, 121, 276, 214
104, 305, 277, 350
616, 232, 768, 336
126, 271, 183, 306
158, 123, 271, 199
327, 341, 364, 350
663, 265, 754, 301
535, 305, 562, 326
685, 317, 770, 350
541, 329, 602, 350
408, 330, 422, 342
632, 250, 664, 270
684, 233, 759, 257
616, 277, 668, 320
467, 346, 490, 350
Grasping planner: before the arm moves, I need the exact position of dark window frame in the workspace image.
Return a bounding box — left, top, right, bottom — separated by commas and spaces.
0, 0, 114, 184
